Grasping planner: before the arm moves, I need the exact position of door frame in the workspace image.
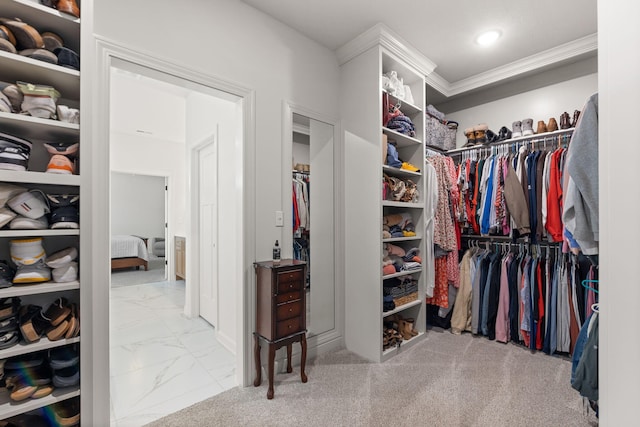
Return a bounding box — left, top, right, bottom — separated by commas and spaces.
88, 37, 256, 425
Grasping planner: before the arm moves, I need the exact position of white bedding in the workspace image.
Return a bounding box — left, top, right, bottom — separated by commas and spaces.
111, 235, 149, 261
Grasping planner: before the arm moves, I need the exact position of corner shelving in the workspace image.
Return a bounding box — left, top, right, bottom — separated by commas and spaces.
342, 44, 427, 363
0, 0, 81, 422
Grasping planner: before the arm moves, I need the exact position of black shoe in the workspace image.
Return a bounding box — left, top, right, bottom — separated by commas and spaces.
485, 129, 499, 144
498, 126, 512, 141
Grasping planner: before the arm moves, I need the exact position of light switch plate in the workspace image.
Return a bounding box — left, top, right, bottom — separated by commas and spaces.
275, 210, 284, 227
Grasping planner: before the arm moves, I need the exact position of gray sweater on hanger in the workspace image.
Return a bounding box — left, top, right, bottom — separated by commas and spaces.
563, 93, 599, 255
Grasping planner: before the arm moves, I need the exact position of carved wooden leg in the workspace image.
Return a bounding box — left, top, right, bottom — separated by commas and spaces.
286, 343, 293, 373
267, 344, 276, 399
253, 333, 262, 387
300, 333, 308, 383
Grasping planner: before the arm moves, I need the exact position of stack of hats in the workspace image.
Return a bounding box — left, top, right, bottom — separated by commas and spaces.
46, 194, 79, 229
0, 18, 80, 69
44, 141, 79, 175
7, 188, 50, 230
10, 237, 51, 284
0, 297, 20, 349
0, 132, 32, 172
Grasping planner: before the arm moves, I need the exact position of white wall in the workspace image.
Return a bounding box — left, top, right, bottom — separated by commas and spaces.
292, 137, 310, 166
186, 90, 242, 354
110, 172, 165, 239
110, 131, 187, 238
447, 73, 598, 148
95, 0, 341, 263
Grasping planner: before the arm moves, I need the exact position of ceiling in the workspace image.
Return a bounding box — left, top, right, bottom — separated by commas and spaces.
240, 0, 598, 108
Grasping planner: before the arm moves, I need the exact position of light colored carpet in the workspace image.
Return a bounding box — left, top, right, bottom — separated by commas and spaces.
146, 329, 598, 427
111, 255, 166, 287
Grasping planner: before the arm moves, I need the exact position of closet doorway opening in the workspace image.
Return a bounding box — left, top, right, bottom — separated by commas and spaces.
110, 171, 168, 287
107, 58, 244, 426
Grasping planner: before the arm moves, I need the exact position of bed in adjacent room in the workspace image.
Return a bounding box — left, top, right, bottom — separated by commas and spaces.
111, 235, 149, 271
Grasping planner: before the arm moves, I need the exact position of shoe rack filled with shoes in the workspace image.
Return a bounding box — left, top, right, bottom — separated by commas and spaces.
0, 0, 81, 423
461, 110, 580, 148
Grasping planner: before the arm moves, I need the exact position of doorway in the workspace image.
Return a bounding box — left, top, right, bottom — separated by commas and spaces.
107, 61, 241, 426
110, 171, 168, 287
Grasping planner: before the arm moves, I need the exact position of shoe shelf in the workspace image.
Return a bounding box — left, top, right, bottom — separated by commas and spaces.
382, 165, 421, 178
0, 280, 79, 298
382, 236, 422, 243
0, 169, 80, 187
382, 201, 422, 208
0, 111, 79, 139
446, 127, 574, 154
381, 127, 422, 148
382, 89, 422, 115
0, 230, 79, 237
0, 51, 80, 101
3, 0, 80, 47
381, 331, 425, 362
382, 298, 422, 318
0, 386, 80, 420
382, 269, 421, 280
0, 336, 79, 360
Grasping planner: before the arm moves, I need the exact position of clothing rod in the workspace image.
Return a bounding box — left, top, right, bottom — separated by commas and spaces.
446, 127, 574, 155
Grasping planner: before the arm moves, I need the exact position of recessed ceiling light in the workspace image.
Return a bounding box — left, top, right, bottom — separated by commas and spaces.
476, 30, 501, 46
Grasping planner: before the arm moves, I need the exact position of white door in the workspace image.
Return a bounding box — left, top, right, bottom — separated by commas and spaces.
198, 140, 218, 327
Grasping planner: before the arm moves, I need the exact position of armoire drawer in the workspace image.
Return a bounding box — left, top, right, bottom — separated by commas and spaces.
276, 316, 303, 339
276, 300, 302, 321
275, 290, 302, 304
276, 269, 303, 285
276, 276, 303, 294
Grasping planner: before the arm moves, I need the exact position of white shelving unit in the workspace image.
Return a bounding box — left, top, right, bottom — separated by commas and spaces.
0, 0, 81, 420
342, 46, 427, 362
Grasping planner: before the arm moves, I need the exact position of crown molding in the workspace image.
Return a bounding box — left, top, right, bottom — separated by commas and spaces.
337, 24, 597, 99
446, 33, 598, 97
336, 23, 437, 76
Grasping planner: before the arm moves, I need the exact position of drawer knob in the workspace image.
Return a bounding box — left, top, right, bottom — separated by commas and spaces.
288, 325, 292, 329
289, 308, 293, 312
289, 284, 294, 288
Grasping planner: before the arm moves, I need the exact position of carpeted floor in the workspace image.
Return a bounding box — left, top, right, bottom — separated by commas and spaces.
111, 256, 167, 287
146, 328, 598, 427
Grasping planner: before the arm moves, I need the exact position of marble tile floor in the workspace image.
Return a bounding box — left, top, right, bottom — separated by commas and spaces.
110, 280, 236, 427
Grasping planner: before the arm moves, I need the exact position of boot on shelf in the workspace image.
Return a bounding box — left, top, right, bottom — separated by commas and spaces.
559, 112, 571, 129
536, 120, 547, 134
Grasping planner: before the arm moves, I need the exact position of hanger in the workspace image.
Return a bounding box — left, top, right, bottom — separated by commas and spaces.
591, 303, 599, 313
582, 279, 599, 294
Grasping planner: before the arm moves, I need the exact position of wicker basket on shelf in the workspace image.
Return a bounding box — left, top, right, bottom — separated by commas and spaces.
393, 291, 418, 307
